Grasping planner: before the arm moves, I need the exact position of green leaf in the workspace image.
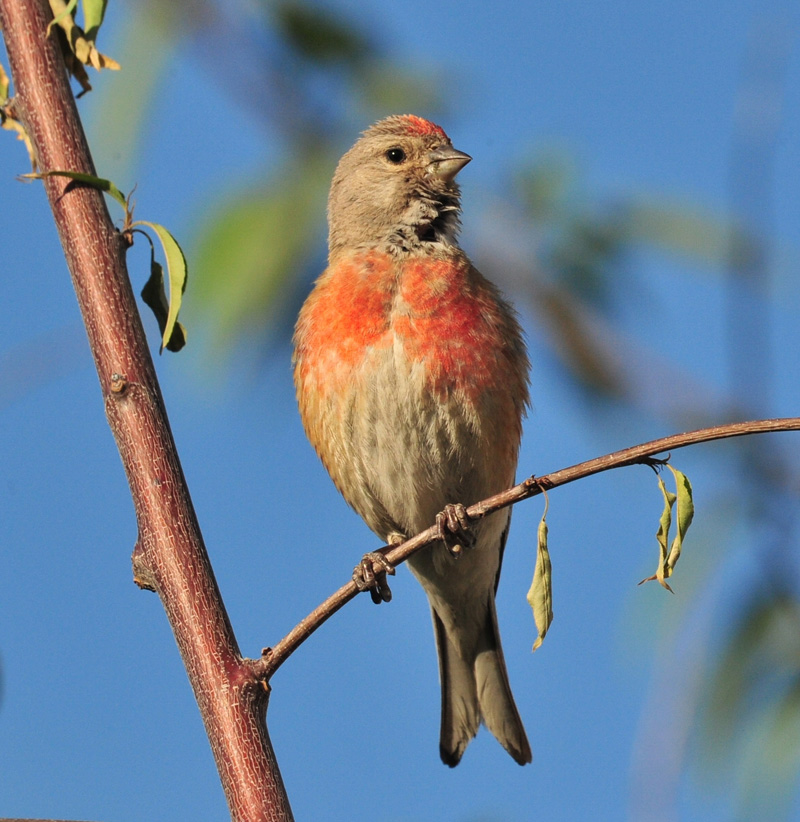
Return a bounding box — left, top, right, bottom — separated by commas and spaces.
528, 493, 553, 651
82, 0, 108, 41
133, 221, 188, 352
24, 170, 127, 207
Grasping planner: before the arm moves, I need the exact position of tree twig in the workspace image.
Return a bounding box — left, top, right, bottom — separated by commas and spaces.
0, 2, 292, 819
254, 416, 800, 679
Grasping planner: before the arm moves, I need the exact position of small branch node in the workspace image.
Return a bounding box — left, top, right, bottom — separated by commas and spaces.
109, 372, 128, 395
243, 653, 275, 687
131, 541, 157, 591
132, 573, 157, 592
525, 474, 553, 492
639, 455, 670, 473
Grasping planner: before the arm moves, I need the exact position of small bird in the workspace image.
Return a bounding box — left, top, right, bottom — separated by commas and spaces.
293, 115, 531, 766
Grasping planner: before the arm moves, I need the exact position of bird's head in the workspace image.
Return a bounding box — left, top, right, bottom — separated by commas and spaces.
328, 115, 471, 259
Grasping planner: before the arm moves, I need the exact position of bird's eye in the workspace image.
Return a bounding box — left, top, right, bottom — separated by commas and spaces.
385, 147, 406, 164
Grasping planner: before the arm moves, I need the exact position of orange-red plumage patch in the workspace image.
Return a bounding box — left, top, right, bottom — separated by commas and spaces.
401, 115, 448, 140
296, 251, 395, 393
396, 258, 508, 402
298, 252, 520, 422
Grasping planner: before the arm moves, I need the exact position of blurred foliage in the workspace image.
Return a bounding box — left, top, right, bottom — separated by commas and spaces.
700, 590, 800, 818
11, 0, 800, 816
191, 150, 331, 349
272, 0, 370, 64
488, 152, 747, 415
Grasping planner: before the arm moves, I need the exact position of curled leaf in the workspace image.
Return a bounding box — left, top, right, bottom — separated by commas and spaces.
527, 492, 553, 651
639, 463, 694, 591
141, 260, 187, 353
133, 221, 188, 352
665, 465, 693, 577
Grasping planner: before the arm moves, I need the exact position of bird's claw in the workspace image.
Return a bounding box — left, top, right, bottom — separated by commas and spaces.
353, 551, 395, 604
436, 503, 476, 558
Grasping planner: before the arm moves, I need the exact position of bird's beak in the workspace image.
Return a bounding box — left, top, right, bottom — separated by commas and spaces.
427, 145, 472, 182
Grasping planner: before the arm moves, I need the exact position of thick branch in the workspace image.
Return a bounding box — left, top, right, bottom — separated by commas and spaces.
0, 2, 292, 819
255, 416, 800, 678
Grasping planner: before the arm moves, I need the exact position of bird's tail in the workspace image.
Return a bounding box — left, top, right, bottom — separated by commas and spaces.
433, 600, 532, 767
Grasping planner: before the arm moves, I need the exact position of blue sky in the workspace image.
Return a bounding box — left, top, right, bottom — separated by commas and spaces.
2, 1, 800, 820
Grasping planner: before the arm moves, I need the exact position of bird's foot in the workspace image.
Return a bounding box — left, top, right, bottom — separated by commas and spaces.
353, 550, 396, 604
436, 503, 476, 558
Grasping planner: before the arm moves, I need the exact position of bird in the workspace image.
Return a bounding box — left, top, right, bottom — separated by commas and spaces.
292, 114, 531, 766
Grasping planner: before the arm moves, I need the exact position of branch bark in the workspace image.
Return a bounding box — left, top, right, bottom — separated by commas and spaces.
256, 416, 800, 679
0, 2, 292, 819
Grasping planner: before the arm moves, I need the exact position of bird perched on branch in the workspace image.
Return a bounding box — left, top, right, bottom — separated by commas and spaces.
293, 114, 531, 766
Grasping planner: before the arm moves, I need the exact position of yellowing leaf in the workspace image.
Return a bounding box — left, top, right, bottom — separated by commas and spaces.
132, 220, 188, 353
87, 48, 120, 71
528, 493, 553, 651
0, 62, 10, 104
48, 0, 120, 77
656, 476, 675, 589
2, 114, 37, 171
639, 463, 694, 591
2, 64, 37, 168
46, 0, 78, 35
665, 465, 693, 577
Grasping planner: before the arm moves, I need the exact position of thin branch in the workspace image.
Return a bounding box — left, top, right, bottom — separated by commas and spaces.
255, 416, 800, 679
0, 2, 292, 819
